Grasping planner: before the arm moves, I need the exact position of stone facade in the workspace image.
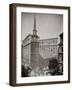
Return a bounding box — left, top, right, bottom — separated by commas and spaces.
39, 38, 58, 59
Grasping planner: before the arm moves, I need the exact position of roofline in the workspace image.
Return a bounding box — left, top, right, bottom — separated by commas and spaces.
39, 37, 58, 41
23, 34, 32, 41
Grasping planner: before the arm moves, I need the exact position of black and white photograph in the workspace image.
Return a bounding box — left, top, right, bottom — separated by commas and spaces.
21, 13, 63, 77
9, 3, 70, 86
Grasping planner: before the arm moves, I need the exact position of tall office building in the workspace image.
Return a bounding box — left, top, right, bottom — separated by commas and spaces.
22, 16, 59, 75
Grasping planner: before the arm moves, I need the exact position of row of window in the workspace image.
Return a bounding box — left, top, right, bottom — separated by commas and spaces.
39, 39, 58, 45
39, 47, 58, 53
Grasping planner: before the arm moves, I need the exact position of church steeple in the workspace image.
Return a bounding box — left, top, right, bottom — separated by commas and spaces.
33, 15, 37, 36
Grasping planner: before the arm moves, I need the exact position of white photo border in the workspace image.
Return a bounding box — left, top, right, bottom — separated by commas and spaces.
16, 6, 69, 84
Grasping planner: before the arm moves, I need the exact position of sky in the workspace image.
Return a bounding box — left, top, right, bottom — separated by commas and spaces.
21, 13, 63, 41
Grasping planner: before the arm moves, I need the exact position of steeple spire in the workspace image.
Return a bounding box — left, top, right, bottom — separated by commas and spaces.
33, 15, 37, 36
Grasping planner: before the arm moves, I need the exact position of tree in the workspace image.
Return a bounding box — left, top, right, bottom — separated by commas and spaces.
48, 58, 60, 75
